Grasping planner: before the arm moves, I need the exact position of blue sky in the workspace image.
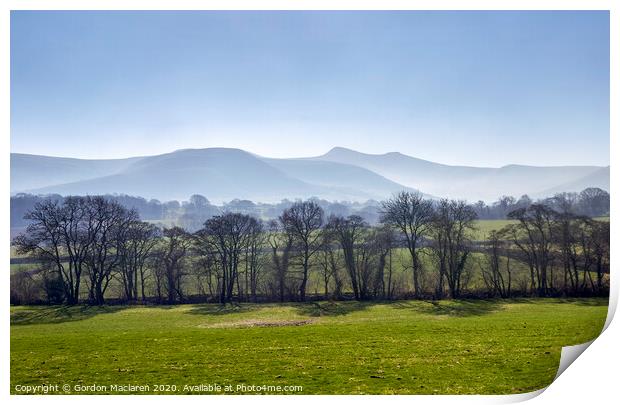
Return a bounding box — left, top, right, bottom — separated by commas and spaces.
11, 11, 609, 167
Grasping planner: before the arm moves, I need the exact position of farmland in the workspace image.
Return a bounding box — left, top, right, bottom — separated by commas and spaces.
10, 298, 608, 394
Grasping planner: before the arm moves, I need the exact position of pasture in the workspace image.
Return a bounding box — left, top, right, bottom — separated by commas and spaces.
11, 298, 608, 394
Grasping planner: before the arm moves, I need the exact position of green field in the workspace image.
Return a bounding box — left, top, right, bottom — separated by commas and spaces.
10, 298, 607, 394
472, 219, 516, 240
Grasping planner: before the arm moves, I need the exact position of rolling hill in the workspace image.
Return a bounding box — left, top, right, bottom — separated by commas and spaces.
10, 153, 141, 191
310, 147, 608, 202
536, 166, 610, 197
10, 147, 609, 203
259, 158, 422, 199
12, 148, 416, 203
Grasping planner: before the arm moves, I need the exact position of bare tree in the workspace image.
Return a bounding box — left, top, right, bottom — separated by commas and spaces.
194, 252, 219, 300
578, 188, 609, 217
280, 201, 324, 301
380, 192, 433, 297
266, 220, 293, 302
505, 204, 557, 296
480, 230, 511, 298
590, 220, 610, 293
244, 219, 266, 302
153, 227, 192, 304
118, 221, 160, 303
429, 199, 477, 299
318, 247, 344, 300
83, 197, 137, 305
318, 248, 333, 298
326, 215, 369, 300
12, 197, 101, 304
554, 212, 584, 294
13, 200, 73, 304
196, 213, 257, 303
373, 225, 395, 299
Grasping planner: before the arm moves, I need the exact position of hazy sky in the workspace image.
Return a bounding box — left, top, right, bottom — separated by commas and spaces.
11, 11, 609, 167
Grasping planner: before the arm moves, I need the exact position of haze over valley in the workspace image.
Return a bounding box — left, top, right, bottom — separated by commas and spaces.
11, 147, 609, 203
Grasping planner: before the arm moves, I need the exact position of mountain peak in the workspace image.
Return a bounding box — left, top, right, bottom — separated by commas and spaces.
171, 147, 248, 155
10, 147, 609, 204
324, 147, 401, 158
325, 146, 356, 155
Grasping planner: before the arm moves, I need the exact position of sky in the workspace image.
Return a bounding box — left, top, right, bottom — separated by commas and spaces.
10, 11, 610, 167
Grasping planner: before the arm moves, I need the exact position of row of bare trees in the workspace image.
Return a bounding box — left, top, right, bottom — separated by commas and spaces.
11, 193, 609, 305
12, 197, 160, 305
502, 204, 609, 297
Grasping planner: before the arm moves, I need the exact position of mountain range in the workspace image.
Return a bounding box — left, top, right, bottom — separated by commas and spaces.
10, 147, 609, 203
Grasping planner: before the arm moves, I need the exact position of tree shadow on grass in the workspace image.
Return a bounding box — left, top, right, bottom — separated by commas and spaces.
10, 305, 128, 326
488, 297, 609, 307
293, 301, 377, 317
185, 302, 255, 317
411, 300, 505, 317
553, 297, 609, 307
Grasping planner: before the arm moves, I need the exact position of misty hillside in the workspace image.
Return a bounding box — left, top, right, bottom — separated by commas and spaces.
311, 147, 608, 201
10, 147, 609, 203
13, 148, 414, 203
10, 153, 141, 191
21, 149, 319, 203
260, 158, 424, 199
536, 166, 610, 197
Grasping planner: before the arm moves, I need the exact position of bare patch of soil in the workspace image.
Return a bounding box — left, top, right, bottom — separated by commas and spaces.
200, 319, 313, 329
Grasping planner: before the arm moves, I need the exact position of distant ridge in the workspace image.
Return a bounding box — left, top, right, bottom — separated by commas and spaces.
11, 153, 142, 191
10, 147, 609, 203
310, 147, 606, 202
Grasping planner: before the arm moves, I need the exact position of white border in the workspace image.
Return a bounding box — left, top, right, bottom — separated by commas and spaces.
1, 1, 617, 405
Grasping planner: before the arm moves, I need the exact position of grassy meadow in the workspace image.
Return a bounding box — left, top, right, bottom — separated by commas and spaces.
471, 219, 516, 240
11, 298, 608, 395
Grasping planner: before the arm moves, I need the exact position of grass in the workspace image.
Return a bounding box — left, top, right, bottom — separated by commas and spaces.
10, 298, 608, 395
471, 217, 608, 240
471, 219, 516, 240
